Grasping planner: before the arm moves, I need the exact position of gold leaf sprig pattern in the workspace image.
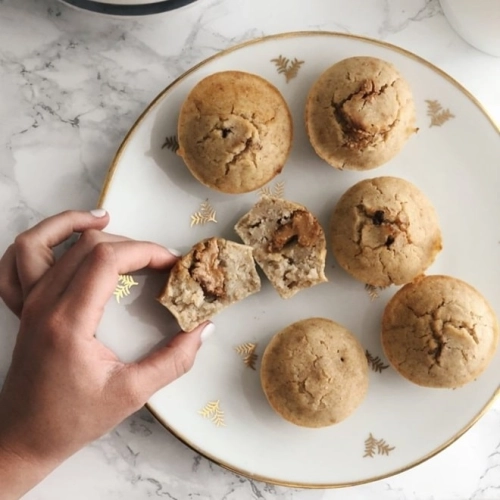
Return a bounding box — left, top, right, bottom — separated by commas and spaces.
364, 283, 387, 301
114, 275, 138, 303
190, 200, 217, 227
235, 342, 258, 370
363, 433, 395, 458
271, 55, 304, 83
259, 180, 285, 199
425, 100, 455, 127
365, 350, 389, 373
161, 135, 179, 152
198, 400, 225, 427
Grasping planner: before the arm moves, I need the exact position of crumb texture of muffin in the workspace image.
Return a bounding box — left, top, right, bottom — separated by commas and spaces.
177, 71, 293, 194
158, 237, 261, 331
235, 196, 327, 298
330, 176, 442, 287
382, 275, 499, 388
261, 318, 369, 427
305, 56, 417, 170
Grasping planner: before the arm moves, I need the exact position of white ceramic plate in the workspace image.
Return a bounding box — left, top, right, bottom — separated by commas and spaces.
97, 32, 500, 487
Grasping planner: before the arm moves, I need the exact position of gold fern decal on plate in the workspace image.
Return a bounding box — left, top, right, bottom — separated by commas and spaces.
235, 342, 258, 370
425, 100, 455, 127
190, 200, 217, 227
271, 55, 304, 83
259, 180, 285, 199
363, 433, 395, 458
365, 350, 389, 373
198, 400, 225, 427
161, 135, 179, 152
364, 283, 387, 301
114, 275, 138, 303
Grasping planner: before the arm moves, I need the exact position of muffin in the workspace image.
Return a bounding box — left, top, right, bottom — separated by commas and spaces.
330, 177, 442, 287
382, 275, 499, 388
235, 196, 327, 299
261, 318, 369, 427
158, 237, 261, 331
305, 56, 417, 170
177, 71, 293, 194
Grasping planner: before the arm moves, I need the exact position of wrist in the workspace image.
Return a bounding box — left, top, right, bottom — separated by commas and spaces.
0, 399, 64, 500
0, 434, 59, 499
0, 432, 62, 499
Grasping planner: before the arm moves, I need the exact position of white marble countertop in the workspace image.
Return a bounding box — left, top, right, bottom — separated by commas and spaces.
1, 0, 499, 498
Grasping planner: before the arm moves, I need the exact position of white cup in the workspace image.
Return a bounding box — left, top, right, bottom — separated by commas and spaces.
440, 0, 500, 57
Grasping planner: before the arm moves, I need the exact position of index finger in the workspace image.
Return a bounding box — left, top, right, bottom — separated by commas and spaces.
59, 240, 178, 334
0, 244, 23, 317
15, 210, 110, 297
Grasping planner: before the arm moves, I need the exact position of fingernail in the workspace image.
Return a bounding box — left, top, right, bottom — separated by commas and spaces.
200, 323, 215, 343
167, 247, 182, 257
90, 208, 107, 218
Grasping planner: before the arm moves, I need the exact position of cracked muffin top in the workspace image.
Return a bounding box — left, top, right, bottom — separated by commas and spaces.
177, 71, 293, 194
382, 275, 499, 388
305, 56, 417, 171
330, 176, 442, 287
260, 317, 369, 427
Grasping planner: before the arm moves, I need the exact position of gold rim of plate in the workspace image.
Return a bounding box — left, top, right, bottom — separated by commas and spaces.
97, 31, 500, 488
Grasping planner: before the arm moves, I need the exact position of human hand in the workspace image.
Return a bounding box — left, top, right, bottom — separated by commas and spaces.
0, 209, 111, 317
0, 210, 213, 499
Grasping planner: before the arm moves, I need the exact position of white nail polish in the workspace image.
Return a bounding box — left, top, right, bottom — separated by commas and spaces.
167, 247, 182, 257
90, 208, 107, 218
200, 323, 215, 343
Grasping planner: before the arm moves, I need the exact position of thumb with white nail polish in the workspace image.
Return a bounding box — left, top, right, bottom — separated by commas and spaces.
200, 322, 215, 343
166, 247, 182, 258
90, 208, 107, 218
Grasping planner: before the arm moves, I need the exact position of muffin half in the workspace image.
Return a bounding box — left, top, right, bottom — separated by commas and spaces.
159, 237, 261, 331
235, 196, 327, 298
